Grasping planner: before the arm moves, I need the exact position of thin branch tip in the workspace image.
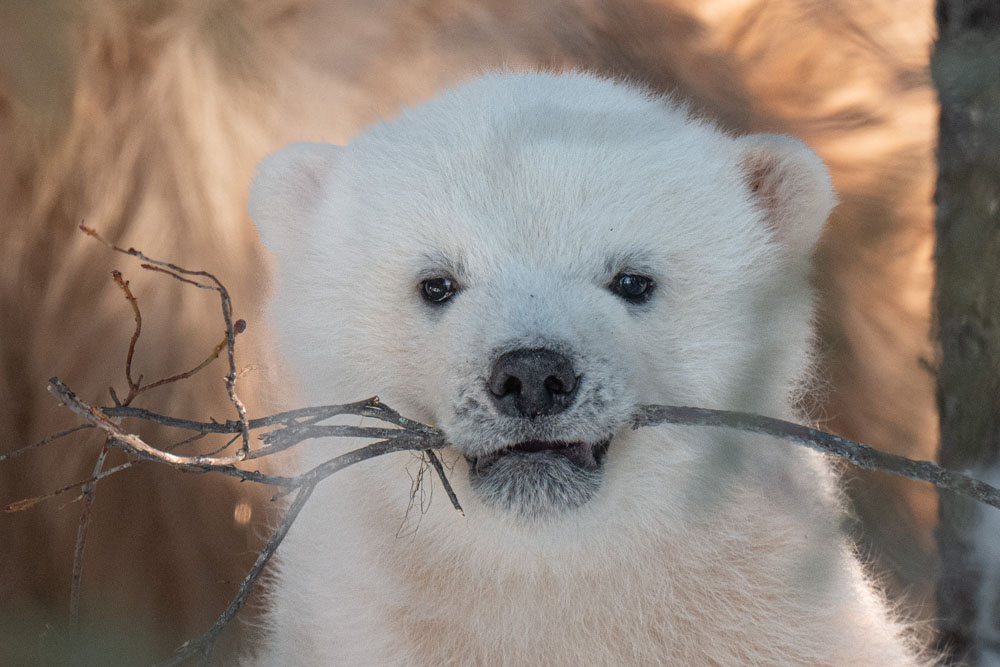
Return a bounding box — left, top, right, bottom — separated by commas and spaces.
27, 375, 1000, 666
32, 229, 999, 664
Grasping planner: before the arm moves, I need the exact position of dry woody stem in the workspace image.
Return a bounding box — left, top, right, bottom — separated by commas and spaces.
31, 379, 1000, 665
6, 229, 999, 665
80, 224, 251, 456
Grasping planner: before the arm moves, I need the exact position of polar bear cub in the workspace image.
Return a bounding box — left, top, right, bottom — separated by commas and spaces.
249, 72, 924, 665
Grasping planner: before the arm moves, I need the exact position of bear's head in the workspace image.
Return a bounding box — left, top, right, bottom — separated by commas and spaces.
250, 72, 835, 522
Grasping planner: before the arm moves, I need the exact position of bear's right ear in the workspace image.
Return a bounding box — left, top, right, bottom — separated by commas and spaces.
248, 142, 339, 256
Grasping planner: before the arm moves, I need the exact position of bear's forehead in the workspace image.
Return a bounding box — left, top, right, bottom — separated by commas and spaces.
349, 73, 734, 201
345, 133, 747, 274
355, 114, 733, 212
334, 74, 757, 275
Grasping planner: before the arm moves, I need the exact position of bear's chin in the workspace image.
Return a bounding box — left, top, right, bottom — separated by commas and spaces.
466, 440, 610, 519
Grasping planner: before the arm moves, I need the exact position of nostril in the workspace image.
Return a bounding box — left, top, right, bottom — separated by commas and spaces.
487, 347, 579, 417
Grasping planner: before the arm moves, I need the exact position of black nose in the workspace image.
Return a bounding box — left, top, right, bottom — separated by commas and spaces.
487, 348, 578, 418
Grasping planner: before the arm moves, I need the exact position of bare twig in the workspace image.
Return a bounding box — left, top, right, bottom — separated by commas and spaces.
39, 381, 351, 488
137, 264, 217, 291
4, 434, 226, 514
19, 230, 998, 665
14, 231, 465, 663
111, 270, 141, 393
215, 283, 250, 459
100, 400, 397, 434
129, 335, 230, 403
111, 266, 232, 404
166, 432, 211, 452
79, 226, 222, 288
4, 460, 137, 513
35, 377, 458, 664
197, 433, 239, 458
80, 225, 252, 457
425, 450, 463, 515
0, 424, 93, 462
632, 405, 1000, 511
69, 441, 111, 627
27, 380, 1000, 666
155, 482, 318, 667
45, 382, 1000, 513
44, 378, 446, 478
2, 433, 222, 513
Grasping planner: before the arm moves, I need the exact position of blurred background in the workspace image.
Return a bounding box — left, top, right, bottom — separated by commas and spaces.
0, 0, 938, 663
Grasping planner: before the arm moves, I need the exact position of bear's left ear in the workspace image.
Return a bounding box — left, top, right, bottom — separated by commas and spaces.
248, 142, 340, 257
736, 134, 836, 256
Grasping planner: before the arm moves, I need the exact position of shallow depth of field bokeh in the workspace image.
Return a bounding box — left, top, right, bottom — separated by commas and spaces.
0, 0, 937, 662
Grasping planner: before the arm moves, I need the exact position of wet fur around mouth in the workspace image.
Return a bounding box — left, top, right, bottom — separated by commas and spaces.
466, 439, 611, 519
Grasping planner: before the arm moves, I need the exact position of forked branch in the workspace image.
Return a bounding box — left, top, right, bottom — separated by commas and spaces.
33, 379, 1000, 665
10, 232, 1000, 666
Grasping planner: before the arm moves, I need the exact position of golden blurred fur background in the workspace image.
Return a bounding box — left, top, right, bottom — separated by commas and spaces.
0, 0, 937, 663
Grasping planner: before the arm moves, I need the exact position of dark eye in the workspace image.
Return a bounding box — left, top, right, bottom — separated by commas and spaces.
420, 276, 458, 304
609, 273, 654, 303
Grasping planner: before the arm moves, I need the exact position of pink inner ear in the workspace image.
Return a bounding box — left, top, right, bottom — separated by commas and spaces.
744, 155, 783, 230
737, 134, 835, 256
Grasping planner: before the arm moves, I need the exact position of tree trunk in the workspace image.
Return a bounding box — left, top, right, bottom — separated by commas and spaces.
933, 1, 1000, 663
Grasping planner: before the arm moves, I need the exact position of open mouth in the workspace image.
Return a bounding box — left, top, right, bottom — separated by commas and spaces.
466, 438, 612, 518
468, 439, 611, 475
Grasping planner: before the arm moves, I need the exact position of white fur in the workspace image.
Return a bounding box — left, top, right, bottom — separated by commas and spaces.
249, 72, 924, 665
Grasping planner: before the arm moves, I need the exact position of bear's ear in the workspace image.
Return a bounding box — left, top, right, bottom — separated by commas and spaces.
736, 134, 836, 256
248, 142, 339, 256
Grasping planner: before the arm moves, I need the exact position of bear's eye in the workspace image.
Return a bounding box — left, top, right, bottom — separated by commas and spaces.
420, 276, 458, 304
609, 273, 654, 303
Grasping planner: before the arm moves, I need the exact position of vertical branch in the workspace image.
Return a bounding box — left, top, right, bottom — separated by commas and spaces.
111, 270, 142, 396
218, 295, 250, 459
425, 450, 463, 515
69, 440, 111, 626
155, 481, 318, 667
